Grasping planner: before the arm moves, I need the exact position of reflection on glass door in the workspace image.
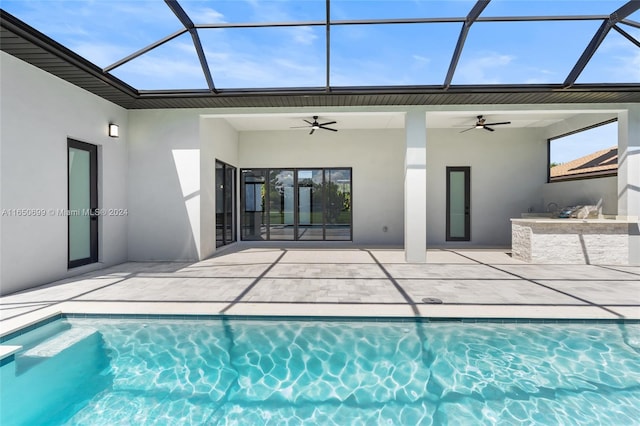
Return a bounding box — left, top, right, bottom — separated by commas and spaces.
297, 170, 323, 240
240, 168, 352, 241
268, 169, 295, 240
241, 169, 267, 240
68, 139, 98, 268
446, 166, 470, 241
325, 169, 351, 240
216, 160, 236, 247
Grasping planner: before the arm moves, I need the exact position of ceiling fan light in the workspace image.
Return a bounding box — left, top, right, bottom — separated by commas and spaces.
312, 124, 320, 129
475, 124, 483, 129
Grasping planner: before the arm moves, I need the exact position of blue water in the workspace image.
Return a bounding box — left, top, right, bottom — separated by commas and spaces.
1, 318, 639, 425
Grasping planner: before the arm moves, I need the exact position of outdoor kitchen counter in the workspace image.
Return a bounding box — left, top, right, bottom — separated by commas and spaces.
511, 218, 638, 265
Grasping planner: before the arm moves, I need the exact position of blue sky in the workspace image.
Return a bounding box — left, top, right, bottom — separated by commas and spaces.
2, 0, 637, 161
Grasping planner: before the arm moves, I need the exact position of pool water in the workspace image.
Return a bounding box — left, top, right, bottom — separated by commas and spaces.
1, 318, 640, 425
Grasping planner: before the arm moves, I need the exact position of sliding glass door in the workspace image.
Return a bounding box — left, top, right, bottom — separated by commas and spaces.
325, 169, 351, 240
297, 169, 323, 240
241, 167, 351, 241
269, 169, 295, 240
216, 160, 236, 247
241, 169, 267, 240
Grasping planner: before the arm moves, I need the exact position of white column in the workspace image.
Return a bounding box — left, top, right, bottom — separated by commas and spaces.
618, 105, 640, 265
404, 111, 427, 263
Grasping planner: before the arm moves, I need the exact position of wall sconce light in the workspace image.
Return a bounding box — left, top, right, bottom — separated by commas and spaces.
108, 123, 119, 138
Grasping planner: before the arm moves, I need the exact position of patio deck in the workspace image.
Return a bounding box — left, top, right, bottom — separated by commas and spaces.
1, 246, 639, 337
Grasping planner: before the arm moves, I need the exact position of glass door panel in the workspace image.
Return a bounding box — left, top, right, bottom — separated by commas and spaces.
215, 160, 236, 247
446, 167, 470, 241
68, 139, 98, 268
241, 169, 267, 240
269, 169, 294, 240
241, 168, 352, 242
225, 165, 235, 244
215, 162, 225, 247
297, 170, 324, 240
325, 169, 352, 240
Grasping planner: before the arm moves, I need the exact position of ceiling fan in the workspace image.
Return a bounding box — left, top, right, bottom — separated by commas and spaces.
460, 115, 511, 133
291, 116, 338, 134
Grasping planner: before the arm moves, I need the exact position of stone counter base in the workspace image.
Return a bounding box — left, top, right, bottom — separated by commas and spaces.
512, 221, 630, 265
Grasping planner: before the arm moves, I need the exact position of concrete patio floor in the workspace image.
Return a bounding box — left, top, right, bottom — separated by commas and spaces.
1, 246, 639, 337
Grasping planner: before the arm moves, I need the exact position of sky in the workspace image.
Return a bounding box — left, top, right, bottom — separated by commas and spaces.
2, 0, 638, 161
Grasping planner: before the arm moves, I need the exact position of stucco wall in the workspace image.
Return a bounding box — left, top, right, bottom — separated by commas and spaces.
541, 176, 617, 215
239, 128, 405, 245
0, 52, 128, 295
200, 118, 239, 258
127, 109, 202, 261
239, 126, 547, 247
426, 127, 547, 247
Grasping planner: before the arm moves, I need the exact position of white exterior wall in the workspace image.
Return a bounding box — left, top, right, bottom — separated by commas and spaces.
127, 110, 202, 261
200, 118, 239, 258
239, 129, 405, 245
0, 52, 128, 295
426, 127, 547, 247
541, 177, 618, 215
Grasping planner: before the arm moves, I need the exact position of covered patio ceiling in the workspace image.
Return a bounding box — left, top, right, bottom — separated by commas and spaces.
1, 1, 639, 109
206, 110, 619, 133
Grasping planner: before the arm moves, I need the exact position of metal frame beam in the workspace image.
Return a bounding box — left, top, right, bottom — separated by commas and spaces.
563, 1, 640, 88
613, 24, 640, 48
165, 0, 216, 92
444, 0, 490, 90
621, 18, 640, 29
326, 0, 331, 92
104, 29, 187, 72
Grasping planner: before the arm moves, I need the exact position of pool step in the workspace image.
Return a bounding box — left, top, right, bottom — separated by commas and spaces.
22, 327, 97, 358
16, 327, 99, 375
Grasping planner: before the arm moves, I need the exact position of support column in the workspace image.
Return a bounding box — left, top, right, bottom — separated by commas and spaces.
404, 111, 427, 263
618, 105, 640, 265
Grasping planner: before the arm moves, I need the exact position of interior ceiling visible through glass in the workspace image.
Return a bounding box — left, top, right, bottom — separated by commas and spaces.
1, 0, 638, 91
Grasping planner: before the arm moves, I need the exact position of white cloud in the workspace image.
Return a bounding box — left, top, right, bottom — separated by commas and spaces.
71, 42, 129, 68
455, 52, 515, 84
289, 26, 318, 45
412, 54, 430, 64
188, 7, 226, 24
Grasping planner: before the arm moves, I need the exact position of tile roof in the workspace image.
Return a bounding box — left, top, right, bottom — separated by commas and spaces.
550, 146, 617, 180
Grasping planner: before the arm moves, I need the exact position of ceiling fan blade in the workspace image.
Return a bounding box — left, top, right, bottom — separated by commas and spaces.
319, 121, 336, 126
320, 126, 338, 132
303, 120, 314, 126
483, 121, 511, 126
484, 126, 495, 132
309, 128, 315, 135
459, 127, 475, 133
290, 125, 311, 128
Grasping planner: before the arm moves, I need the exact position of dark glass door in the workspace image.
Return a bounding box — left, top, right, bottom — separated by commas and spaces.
446, 166, 471, 241
296, 169, 324, 240
68, 139, 98, 268
240, 168, 352, 241
241, 169, 267, 240
216, 160, 236, 247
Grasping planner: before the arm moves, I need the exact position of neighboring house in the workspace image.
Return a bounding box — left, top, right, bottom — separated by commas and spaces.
550, 147, 618, 181
1, 5, 639, 294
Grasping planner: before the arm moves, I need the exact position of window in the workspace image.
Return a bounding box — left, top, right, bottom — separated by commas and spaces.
548, 120, 618, 182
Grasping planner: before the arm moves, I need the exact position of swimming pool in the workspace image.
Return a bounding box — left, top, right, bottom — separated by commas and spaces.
1, 317, 639, 425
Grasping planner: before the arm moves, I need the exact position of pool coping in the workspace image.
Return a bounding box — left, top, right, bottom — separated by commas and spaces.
2, 300, 639, 340
2, 306, 639, 352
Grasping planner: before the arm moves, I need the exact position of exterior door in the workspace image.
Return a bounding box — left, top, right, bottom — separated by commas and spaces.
446, 166, 470, 241
216, 160, 236, 247
68, 139, 98, 268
